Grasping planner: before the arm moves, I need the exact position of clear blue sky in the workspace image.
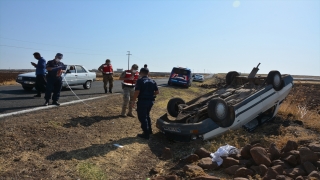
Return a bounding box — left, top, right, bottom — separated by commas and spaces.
0, 0, 319, 75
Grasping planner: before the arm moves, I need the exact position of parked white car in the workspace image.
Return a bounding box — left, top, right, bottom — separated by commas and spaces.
16, 65, 96, 91
193, 74, 204, 82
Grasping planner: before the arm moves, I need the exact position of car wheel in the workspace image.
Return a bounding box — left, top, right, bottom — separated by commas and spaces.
167, 98, 186, 117
267, 71, 283, 91
226, 71, 240, 85
22, 86, 33, 91
168, 81, 172, 86
208, 98, 235, 127
83, 81, 92, 89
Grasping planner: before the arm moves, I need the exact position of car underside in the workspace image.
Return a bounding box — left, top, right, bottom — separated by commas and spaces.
156, 63, 294, 142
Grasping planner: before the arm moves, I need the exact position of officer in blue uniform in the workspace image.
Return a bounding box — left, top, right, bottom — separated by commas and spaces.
44, 53, 66, 106
132, 68, 160, 140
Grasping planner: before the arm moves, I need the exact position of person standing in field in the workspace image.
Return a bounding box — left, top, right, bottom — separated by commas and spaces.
98, 59, 114, 93
44, 53, 66, 106
119, 64, 139, 117
31, 52, 47, 97
131, 67, 159, 140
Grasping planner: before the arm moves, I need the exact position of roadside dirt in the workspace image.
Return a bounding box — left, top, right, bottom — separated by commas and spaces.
0, 81, 320, 179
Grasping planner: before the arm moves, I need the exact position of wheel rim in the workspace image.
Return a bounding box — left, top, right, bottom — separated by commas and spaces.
273, 74, 281, 87
86, 81, 91, 88
215, 102, 227, 119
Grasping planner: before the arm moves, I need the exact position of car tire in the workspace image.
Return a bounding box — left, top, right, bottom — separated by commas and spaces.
22, 86, 33, 91
226, 71, 240, 85
208, 98, 235, 127
83, 81, 92, 89
167, 97, 186, 117
267, 71, 283, 91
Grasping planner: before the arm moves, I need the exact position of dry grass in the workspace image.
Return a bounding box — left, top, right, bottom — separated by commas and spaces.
77, 162, 107, 180
0, 80, 18, 86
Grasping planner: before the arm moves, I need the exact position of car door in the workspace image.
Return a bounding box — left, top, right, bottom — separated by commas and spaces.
75, 65, 87, 85
64, 65, 77, 86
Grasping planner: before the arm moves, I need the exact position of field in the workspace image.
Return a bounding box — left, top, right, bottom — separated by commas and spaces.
0, 70, 171, 84
0, 72, 319, 179
0, 71, 26, 85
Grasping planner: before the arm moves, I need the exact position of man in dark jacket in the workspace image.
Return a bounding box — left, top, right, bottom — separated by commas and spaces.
44, 53, 66, 106
131, 68, 159, 140
31, 52, 46, 97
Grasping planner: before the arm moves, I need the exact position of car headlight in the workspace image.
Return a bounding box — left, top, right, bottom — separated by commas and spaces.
17, 77, 23, 80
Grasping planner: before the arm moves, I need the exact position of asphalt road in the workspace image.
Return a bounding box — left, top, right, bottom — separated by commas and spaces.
0, 79, 168, 114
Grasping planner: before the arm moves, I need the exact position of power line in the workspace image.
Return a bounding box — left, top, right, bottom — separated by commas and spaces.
0, 44, 119, 56
0, 36, 124, 54
0, 36, 91, 51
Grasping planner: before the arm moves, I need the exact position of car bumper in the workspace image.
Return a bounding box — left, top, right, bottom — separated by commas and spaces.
156, 114, 219, 142
193, 79, 204, 82
16, 80, 36, 86
169, 79, 189, 86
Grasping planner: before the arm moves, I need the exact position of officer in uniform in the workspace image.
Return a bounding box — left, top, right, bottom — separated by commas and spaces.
31, 52, 47, 97
98, 59, 114, 93
131, 68, 159, 140
119, 64, 139, 117
44, 53, 66, 106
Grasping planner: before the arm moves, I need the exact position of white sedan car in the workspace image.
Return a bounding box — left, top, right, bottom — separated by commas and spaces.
193, 74, 204, 82
16, 65, 96, 91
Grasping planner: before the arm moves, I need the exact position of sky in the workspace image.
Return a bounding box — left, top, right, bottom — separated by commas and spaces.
0, 0, 319, 75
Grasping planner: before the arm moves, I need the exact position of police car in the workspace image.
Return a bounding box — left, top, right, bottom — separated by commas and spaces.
168, 67, 192, 88
16, 65, 96, 91
156, 63, 293, 142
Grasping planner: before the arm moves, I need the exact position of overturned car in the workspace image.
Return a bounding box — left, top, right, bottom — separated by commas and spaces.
156, 63, 293, 142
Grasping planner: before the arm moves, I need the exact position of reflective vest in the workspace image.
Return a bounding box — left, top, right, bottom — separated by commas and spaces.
123, 70, 139, 86
102, 64, 113, 74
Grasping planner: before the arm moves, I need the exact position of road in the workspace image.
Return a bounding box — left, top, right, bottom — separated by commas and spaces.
0, 79, 168, 114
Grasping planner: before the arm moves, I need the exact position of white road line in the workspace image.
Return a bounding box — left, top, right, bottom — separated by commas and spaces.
0, 93, 120, 119
0, 85, 166, 119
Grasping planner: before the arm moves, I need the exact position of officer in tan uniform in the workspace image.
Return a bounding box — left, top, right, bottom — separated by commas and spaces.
98, 59, 114, 93
119, 64, 139, 117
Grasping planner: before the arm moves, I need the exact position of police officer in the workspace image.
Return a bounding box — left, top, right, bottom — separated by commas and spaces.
119, 64, 139, 117
31, 52, 46, 97
98, 59, 114, 93
131, 68, 159, 140
44, 53, 66, 106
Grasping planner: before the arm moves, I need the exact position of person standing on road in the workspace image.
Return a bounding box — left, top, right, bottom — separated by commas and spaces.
44, 53, 66, 106
31, 52, 47, 97
119, 64, 139, 117
131, 68, 159, 140
98, 59, 114, 93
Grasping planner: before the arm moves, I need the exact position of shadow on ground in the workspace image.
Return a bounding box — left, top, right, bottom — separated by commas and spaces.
63, 115, 122, 127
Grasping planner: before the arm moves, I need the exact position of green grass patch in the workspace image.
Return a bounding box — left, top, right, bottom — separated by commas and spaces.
77, 162, 107, 180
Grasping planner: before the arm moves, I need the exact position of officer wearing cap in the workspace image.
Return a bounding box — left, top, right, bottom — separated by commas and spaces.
44, 53, 66, 106
98, 59, 114, 93
119, 64, 139, 117
131, 68, 159, 140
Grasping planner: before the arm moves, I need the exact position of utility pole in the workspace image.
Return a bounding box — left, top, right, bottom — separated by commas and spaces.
126, 51, 132, 70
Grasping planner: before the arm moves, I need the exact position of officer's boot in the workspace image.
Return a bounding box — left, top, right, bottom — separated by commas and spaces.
109, 88, 113, 93
121, 106, 127, 117
127, 104, 135, 117
105, 89, 108, 93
